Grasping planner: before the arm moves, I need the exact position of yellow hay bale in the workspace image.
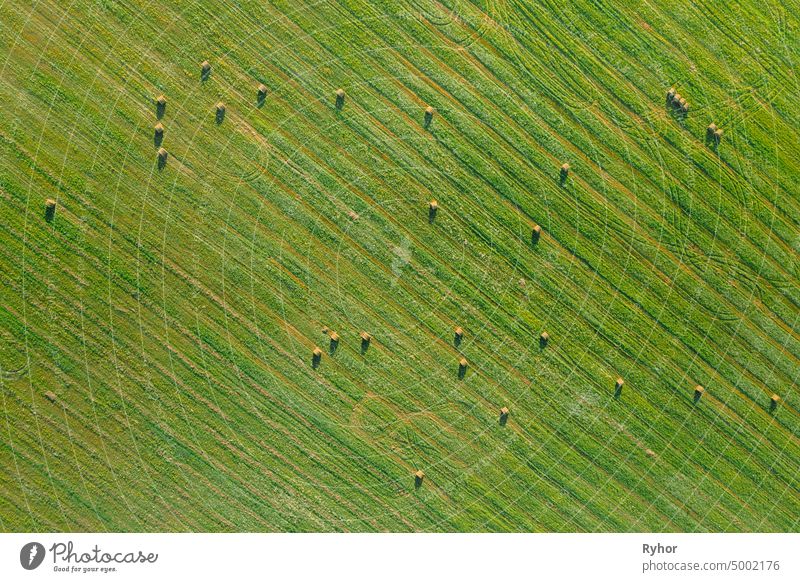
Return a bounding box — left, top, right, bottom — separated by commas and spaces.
694, 385, 705, 401
770, 394, 780, 410
45, 198, 56, 221
428, 200, 438, 223
414, 470, 425, 486
532, 224, 542, 243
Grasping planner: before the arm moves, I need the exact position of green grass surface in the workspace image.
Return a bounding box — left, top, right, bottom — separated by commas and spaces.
0, 0, 798, 531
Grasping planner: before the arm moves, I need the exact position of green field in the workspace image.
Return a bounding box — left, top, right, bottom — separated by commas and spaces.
1, 0, 798, 532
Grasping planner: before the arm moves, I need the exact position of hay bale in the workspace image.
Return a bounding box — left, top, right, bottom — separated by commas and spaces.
458, 358, 468, 378
560, 163, 570, 177
258, 84, 268, 96
680, 101, 689, 113
678, 97, 687, 108
155, 94, 167, 118
312, 347, 322, 368
714, 128, 723, 143
707, 123, 717, 137
154, 122, 164, 146
157, 147, 168, 168
694, 385, 705, 401
45, 198, 56, 221
666, 87, 676, 101
44, 391, 57, 403
770, 394, 780, 410
335, 88, 346, 109
500, 406, 509, 418
615, 378, 625, 392
424, 105, 435, 127
539, 331, 549, 347
414, 470, 425, 486
360, 331, 371, 353
201, 60, 211, 79
531, 224, 542, 243
672, 93, 681, 104
329, 332, 340, 354
428, 200, 438, 223
454, 326, 463, 346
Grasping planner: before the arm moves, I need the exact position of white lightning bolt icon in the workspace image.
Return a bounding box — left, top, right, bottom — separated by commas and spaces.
28, 545, 38, 566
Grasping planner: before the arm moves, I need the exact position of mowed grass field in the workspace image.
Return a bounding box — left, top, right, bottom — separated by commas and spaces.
1, 0, 798, 531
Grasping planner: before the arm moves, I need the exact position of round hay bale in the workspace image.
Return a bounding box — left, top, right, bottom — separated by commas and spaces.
531, 224, 542, 243
424, 106, 435, 126
201, 60, 211, 73
666, 87, 676, 101
770, 394, 780, 410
